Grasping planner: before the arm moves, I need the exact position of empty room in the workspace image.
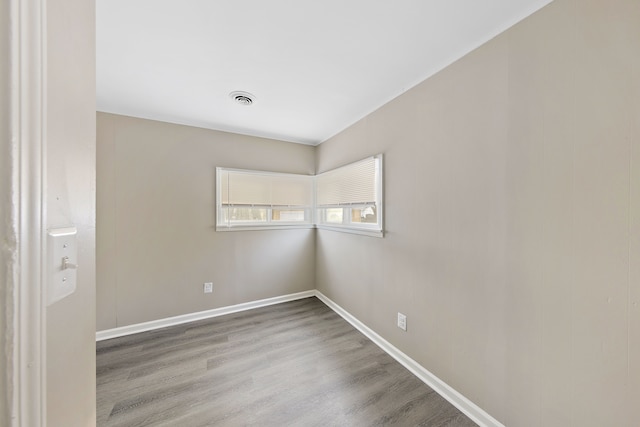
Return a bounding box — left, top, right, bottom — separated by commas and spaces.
2, 0, 639, 426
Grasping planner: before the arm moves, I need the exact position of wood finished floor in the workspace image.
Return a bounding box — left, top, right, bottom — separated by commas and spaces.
97, 297, 477, 426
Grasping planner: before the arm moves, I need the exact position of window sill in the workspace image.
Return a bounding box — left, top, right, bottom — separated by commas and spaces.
216, 224, 314, 232
216, 224, 384, 237
315, 225, 384, 238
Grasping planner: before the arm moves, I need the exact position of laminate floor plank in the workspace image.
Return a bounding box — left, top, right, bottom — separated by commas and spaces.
97, 297, 477, 426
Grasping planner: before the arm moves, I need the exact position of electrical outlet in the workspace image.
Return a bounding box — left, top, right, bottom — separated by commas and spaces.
397, 312, 407, 331
203, 282, 213, 293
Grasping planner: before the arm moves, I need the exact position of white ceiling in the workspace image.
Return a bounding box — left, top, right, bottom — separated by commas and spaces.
96, 0, 552, 145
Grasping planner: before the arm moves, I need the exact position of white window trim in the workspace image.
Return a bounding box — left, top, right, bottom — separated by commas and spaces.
215, 154, 383, 237
315, 154, 384, 236
216, 167, 314, 231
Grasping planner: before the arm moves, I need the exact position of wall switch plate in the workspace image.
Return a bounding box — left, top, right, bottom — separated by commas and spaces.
203, 282, 213, 293
397, 312, 407, 331
47, 227, 78, 305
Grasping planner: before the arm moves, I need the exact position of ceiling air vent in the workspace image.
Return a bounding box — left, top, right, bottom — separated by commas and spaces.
230, 91, 255, 106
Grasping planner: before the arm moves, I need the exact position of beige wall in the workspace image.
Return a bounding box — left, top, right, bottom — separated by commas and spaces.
97, 113, 316, 330
316, 1, 640, 426
45, 0, 97, 425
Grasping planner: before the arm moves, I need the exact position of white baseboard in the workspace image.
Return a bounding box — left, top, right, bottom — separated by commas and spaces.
96, 288, 502, 427
95, 290, 316, 341
314, 290, 504, 427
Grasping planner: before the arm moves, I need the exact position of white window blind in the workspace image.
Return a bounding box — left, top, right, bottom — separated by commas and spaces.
316, 156, 378, 207
216, 155, 382, 236
315, 155, 383, 236
271, 174, 313, 207
220, 170, 313, 207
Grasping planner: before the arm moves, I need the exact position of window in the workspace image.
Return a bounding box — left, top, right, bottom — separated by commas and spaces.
216, 154, 383, 236
216, 168, 313, 230
315, 155, 383, 237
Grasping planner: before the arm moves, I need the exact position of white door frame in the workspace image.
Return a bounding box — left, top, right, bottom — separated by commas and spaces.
4, 0, 48, 425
